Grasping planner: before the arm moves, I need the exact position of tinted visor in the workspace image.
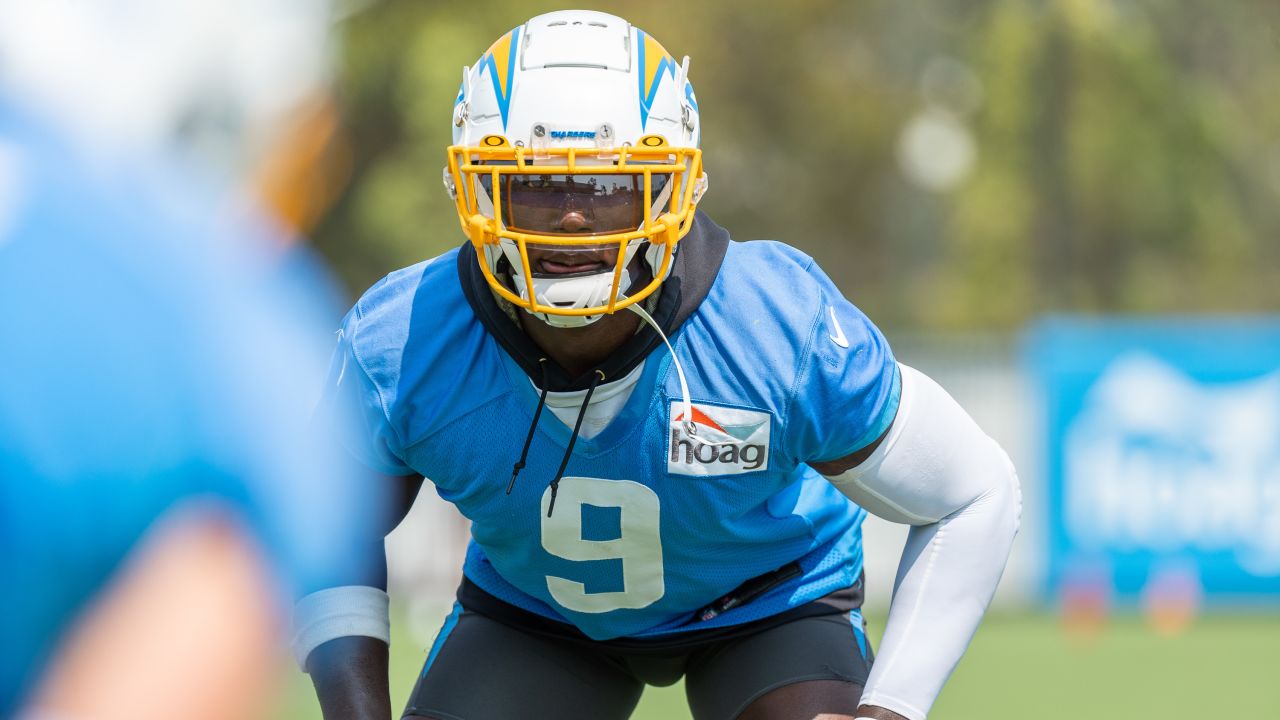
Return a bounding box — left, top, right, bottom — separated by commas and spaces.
480, 173, 671, 235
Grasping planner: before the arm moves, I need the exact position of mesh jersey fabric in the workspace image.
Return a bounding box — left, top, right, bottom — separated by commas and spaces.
332, 238, 900, 640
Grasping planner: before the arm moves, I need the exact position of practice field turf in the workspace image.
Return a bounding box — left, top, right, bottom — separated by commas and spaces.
278, 610, 1280, 719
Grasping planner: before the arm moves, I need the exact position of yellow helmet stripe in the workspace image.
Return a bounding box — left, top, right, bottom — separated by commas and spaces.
479, 27, 522, 129
637, 29, 677, 129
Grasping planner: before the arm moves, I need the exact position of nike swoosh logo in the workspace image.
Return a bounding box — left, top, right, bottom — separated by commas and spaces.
827, 305, 849, 348
332, 329, 349, 386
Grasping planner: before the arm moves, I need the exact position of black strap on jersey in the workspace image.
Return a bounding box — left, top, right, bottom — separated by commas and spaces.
456, 209, 731, 392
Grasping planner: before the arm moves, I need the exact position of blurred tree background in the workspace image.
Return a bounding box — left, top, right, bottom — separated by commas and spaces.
315, 0, 1280, 332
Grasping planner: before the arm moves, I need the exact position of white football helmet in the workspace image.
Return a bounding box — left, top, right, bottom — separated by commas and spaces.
445, 10, 709, 327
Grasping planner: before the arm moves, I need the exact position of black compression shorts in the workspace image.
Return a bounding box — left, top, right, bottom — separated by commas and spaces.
402, 577, 874, 720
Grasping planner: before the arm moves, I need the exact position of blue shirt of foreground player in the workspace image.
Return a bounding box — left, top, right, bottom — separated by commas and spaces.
331, 224, 900, 641
0, 104, 384, 715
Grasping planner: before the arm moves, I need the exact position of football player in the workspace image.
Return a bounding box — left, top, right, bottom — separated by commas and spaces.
298, 10, 1020, 720
0, 2, 387, 718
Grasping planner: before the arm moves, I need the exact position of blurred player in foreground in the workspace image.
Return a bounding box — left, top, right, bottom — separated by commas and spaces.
0, 2, 385, 719
299, 11, 1021, 720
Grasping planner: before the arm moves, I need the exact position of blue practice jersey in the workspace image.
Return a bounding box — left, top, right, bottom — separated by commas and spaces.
0, 104, 383, 714
334, 239, 899, 641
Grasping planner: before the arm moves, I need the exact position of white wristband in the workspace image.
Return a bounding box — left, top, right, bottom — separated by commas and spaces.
291, 585, 391, 669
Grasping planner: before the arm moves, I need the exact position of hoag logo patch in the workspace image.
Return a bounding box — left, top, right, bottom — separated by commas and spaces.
668, 403, 770, 476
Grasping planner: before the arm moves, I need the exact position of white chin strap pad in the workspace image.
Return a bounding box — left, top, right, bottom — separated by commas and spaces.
525, 270, 630, 328
824, 364, 1021, 720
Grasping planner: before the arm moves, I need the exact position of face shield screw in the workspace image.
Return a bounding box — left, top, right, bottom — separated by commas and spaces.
454, 102, 469, 128
533, 124, 546, 138
599, 125, 612, 139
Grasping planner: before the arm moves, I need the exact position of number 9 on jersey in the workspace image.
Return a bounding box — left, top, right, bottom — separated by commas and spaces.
540, 476, 665, 614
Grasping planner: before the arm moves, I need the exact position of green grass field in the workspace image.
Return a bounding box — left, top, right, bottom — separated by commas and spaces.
278, 610, 1280, 719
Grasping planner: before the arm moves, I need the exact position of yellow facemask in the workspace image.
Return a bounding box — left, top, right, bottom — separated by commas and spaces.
446, 134, 706, 319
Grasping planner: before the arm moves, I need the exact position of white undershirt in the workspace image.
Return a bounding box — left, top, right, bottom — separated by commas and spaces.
538, 360, 645, 440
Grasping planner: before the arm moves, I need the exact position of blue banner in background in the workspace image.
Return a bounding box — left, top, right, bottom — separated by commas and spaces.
1027, 317, 1280, 603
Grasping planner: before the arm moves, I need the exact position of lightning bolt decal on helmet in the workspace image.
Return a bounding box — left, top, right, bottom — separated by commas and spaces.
444, 10, 709, 327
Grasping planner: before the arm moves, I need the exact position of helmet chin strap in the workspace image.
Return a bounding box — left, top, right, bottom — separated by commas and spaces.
526, 270, 627, 328
539, 312, 600, 329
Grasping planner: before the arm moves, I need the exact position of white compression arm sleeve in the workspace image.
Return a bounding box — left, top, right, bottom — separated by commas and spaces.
824, 364, 1021, 720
